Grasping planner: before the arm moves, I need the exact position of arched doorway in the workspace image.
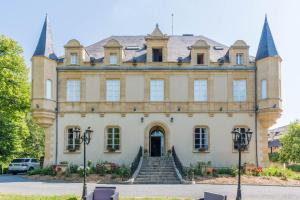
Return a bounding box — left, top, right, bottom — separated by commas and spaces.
149, 126, 165, 157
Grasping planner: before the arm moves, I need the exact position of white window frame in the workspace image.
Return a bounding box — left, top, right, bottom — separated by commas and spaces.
46, 79, 52, 99
70, 53, 78, 65
109, 53, 118, 65
194, 127, 209, 151
236, 53, 244, 65
150, 80, 164, 101
67, 80, 80, 102
106, 80, 120, 101
261, 79, 267, 99
106, 127, 120, 151
194, 80, 208, 101
233, 80, 247, 102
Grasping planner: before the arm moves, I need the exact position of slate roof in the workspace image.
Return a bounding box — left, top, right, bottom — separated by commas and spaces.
85, 35, 229, 63
33, 15, 57, 60
256, 16, 279, 61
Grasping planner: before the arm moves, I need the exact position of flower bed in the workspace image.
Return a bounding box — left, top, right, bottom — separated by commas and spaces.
26, 160, 131, 183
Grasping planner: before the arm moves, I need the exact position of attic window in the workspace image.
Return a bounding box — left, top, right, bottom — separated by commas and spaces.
152, 48, 163, 62
125, 46, 140, 50
70, 53, 78, 65
214, 46, 224, 50
197, 54, 204, 65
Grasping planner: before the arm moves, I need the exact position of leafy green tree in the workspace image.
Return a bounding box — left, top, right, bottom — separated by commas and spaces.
0, 35, 30, 164
20, 114, 45, 160
279, 120, 300, 163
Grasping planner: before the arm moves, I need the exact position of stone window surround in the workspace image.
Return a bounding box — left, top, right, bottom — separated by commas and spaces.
64, 125, 81, 154
104, 125, 122, 153
193, 125, 210, 153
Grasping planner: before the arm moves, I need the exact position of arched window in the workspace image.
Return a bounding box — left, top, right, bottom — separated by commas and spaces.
106, 126, 121, 152
65, 126, 80, 152
194, 126, 209, 151
46, 79, 52, 99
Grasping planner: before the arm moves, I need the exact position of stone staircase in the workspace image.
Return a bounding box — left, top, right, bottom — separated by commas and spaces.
134, 156, 181, 184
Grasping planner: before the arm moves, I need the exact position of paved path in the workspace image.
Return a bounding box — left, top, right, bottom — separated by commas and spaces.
0, 175, 299, 200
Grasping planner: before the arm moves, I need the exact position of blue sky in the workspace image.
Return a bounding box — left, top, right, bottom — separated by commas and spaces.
1, 0, 299, 128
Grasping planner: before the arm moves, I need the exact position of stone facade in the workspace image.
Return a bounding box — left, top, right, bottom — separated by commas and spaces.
31, 16, 282, 167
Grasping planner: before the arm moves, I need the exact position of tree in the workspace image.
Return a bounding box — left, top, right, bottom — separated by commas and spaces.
279, 120, 300, 163
20, 113, 45, 160
0, 35, 30, 164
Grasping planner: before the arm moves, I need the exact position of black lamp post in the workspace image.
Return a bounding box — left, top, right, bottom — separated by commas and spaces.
231, 127, 252, 200
74, 127, 93, 200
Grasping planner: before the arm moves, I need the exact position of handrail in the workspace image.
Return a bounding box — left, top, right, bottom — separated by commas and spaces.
130, 146, 143, 176
172, 146, 186, 177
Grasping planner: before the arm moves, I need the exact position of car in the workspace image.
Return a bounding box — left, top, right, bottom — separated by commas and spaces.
8, 158, 40, 175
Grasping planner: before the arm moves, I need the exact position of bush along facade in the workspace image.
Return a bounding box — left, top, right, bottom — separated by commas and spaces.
27, 161, 131, 182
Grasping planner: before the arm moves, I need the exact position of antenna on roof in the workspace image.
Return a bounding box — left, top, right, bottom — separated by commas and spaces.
171, 13, 174, 35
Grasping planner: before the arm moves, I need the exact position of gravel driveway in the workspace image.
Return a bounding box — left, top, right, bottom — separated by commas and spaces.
0, 175, 299, 200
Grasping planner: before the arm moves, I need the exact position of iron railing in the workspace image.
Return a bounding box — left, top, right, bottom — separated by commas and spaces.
172, 146, 186, 177
130, 146, 143, 176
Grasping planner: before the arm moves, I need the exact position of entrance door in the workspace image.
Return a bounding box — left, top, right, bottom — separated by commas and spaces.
150, 127, 164, 157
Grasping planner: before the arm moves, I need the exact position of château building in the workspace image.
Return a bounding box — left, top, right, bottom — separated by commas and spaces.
31, 15, 282, 169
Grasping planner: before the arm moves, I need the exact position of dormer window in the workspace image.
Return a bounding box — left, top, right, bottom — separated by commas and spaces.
109, 53, 118, 65
197, 54, 204, 65
236, 53, 244, 65
70, 53, 78, 65
152, 48, 163, 62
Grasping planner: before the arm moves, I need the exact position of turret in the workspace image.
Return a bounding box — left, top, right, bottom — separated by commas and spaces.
255, 16, 282, 166
31, 15, 57, 128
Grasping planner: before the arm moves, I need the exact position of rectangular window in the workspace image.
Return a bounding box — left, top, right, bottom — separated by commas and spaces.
194, 127, 209, 151
46, 79, 52, 99
106, 127, 120, 151
194, 80, 208, 101
152, 48, 163, 62
109, 53, 118, 65
150, 80, 164, 101
106, 80, 120, 101
261, 80, 267, 99
233, 80, 247, 102
67, 128, 80, 151
67, 80, 80, 101
236, 53, 244, 65
70, 53, 78, 65
197, 54, 204, 64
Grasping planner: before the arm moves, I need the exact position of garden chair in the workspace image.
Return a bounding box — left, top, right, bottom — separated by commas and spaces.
87, 186, 119, 200
199, 192, 227, 200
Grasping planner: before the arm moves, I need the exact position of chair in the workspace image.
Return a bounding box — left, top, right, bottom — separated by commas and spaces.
199, 192, 227, 200
86, 187, 119, 200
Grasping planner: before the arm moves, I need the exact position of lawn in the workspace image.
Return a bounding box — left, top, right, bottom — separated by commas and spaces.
0, 195, 189, 200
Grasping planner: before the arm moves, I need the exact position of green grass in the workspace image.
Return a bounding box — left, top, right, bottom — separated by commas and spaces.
0, 194, 79, 200
0, 195, 190, 200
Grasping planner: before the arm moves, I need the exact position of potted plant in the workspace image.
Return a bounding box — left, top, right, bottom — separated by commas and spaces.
198, 147, 208, 152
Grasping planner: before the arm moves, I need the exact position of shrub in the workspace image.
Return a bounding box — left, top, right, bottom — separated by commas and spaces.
269, 153, 280, 162
115, 165, 130, 180
69, 164, 79, 173
77, 166, 90, 177
216, 167, 238, 177
88, 160, 93, 168
261, 166, 294, 180
95, 163, 106, 176
27, 166, 55, 176
288, 164, 300, 172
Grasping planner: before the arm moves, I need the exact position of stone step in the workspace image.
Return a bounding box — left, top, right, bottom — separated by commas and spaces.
134, 156, 180, 184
